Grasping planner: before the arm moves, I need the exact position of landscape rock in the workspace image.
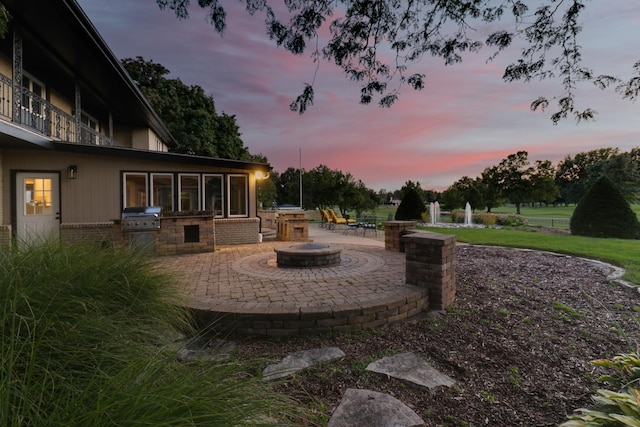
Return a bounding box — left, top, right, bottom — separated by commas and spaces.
366, 352, 455, 390
176, 337, 236, 362
263, 347, 345, 381
328, 388, 424, 427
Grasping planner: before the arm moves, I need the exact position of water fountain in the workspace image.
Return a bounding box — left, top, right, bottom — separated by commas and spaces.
429, 201, 441, 225
464, 202, 473, 226
429, 202, 435, 225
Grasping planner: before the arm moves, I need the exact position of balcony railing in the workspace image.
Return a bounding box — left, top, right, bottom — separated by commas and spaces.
0, 72, 116, 146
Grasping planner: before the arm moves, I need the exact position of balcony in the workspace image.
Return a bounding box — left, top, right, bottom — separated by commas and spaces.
0, 73, 116, 147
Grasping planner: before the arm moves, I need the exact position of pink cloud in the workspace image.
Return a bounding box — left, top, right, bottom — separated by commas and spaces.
79, 0, 640, 193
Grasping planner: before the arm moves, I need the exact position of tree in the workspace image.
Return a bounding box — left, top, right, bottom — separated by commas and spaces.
584, 153, 640, 203
275, 167, 301, 206
480, 165, 504, 213
555, 148, 640, 204
440, 186, 462, 211
495, 151, 534, 215
257, 174, 278, 208
530, 160, 560, 205
394, 188, 426, 221
570, 176, 640, 239
555, 148, 620, 204
446, 176, 485, 212
156, 0, 640, 122
121, 57, 259, 160
397, 181, 427, 204
302, 164, 342, 209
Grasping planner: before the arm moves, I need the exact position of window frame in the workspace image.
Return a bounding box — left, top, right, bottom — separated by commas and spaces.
123, 172, 148, 208
203, 174, 224, 217
227, 174, 248, 217
151, 173, 174, 212
178, 173, 201, 212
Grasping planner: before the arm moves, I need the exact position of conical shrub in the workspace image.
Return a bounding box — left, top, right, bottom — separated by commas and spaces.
570, 176, 640, 239
395, 188, 426, 221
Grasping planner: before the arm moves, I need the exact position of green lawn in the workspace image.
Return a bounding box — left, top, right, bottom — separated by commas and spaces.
419, 226, 640, 285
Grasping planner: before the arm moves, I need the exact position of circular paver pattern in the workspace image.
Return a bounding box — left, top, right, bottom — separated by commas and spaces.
160, 241, 427, 335
233, 247, 387, 280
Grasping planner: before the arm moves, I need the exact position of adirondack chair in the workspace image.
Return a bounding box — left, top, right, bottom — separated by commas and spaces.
328, 209, 356, 227
319, 209, 334, 229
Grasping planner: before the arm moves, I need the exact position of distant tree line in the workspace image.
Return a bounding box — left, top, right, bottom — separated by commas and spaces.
440, 148, 640, 215
259, 165, 379, 218
259, 147, 640, 218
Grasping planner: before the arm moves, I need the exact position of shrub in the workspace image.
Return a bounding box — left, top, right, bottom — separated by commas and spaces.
570, 176, 640, 239
395, 188, 426, 221
451, 209, 464, 223
1, 241, 304, 426
497, 214, 527, 227
561, 350, 640, 426
479, 213, 497, 226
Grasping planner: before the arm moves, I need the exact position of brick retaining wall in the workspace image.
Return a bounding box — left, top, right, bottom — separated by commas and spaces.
191, 289, 428, 336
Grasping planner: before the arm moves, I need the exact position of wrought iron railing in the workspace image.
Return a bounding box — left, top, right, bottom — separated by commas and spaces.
525, 217, 570, 230
0, 72, 116, 146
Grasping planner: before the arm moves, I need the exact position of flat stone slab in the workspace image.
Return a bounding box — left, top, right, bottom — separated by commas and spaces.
175, 338, 235, 362
328, 388, 424, 427
263, 347, 345, 381
366, 352, 455, 390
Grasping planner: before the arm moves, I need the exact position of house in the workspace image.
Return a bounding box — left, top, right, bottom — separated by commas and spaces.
0, 0, 270, 254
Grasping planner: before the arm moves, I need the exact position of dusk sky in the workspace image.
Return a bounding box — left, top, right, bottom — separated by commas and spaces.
76, 0, 639, 192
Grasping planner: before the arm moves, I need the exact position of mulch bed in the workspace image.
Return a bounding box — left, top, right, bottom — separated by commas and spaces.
234, 244, 640, 426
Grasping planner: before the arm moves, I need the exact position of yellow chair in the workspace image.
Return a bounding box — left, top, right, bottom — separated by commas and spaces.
319, 209, 334, 229
328, 209, 356, 226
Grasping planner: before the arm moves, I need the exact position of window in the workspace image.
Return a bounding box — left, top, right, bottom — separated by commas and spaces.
179, 174, 200, 211
228, 175, 248, 217
151, 174, 174, 212
203, 174, 223, 217
124, 173, 147, 208
24, 178, 52, 215
121, 172, 250, 216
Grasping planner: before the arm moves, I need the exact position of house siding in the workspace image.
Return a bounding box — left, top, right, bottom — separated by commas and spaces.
0, 1, 269, 251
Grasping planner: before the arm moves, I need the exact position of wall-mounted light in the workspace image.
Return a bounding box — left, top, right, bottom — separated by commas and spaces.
67, 165, 78, 179
255, 170, 270, 180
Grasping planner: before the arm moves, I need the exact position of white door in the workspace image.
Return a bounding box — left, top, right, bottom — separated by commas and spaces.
16, 172, 60, 245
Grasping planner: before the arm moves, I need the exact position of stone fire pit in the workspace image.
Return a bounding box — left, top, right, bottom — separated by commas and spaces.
274, 243, 342, 267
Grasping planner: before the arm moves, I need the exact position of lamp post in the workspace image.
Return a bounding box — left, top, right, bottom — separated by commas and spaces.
299, 148, 303, 209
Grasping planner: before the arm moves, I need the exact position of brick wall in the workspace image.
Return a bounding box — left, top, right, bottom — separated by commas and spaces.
0, 224, 11, 248
157, 216, 215, 255
382, 220, 417, 252
257, 210, 277, 230
191, 289, 428, 337
402, 231, 457, 310
60, 223, 114, 247
214, 218, 260, 245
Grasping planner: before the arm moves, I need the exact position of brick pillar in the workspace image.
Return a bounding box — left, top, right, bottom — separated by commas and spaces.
402, 231, 457, 310
382, 221, 416, 252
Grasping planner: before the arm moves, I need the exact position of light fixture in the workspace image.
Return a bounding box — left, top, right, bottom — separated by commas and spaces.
255, 170, 270, 180
67, 165, 77, 179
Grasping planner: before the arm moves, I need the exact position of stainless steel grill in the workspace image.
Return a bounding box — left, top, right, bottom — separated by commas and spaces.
121, 206, 161, 230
